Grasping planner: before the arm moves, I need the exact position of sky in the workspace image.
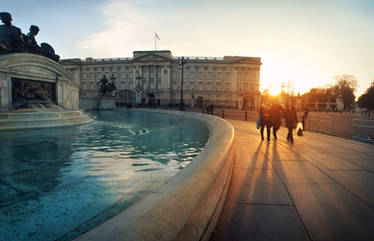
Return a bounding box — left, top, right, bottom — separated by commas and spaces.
3, 0, 374, 97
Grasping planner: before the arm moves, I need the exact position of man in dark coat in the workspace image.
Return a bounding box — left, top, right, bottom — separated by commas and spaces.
259, 104, 271, 141
285, 104, 298, 143
270, 103, 282, 140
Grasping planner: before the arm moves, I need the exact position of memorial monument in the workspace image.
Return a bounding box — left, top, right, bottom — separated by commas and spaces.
0, 12, 93, 130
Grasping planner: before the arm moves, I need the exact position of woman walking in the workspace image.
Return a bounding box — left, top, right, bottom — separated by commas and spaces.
285, 104, 298, 143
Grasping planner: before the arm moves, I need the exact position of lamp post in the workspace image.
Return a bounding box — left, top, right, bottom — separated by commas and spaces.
135, 73, 143, 106
178, 56, 187, 111
110, 74, 116, 97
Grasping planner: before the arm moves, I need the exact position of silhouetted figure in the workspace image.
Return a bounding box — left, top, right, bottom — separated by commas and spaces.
23, 25, 42, 54
108, 81, 116, 97
98, 75, 109, 96
285, 104, 298, 143
202, 102, 208, 113
0, 12, 60, 62
259, 104, 271, 141
0, 12, 26, 54
302, 107, 309, 130
98, 75, 116, 97
41, 42, 60, 62
270, 103, 282, 140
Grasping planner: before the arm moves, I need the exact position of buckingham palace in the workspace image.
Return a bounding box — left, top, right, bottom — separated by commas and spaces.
60, 50, 262, 109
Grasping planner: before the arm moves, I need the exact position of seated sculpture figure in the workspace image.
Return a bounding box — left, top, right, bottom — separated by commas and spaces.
23, 25, 42, 54
0, 12, 26, 54
24, 24, 59, 61
0, 12, 60, 62
41, 42, 60, 62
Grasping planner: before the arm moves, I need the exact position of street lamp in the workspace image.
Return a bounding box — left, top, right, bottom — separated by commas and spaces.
178, 56, 187, 111
109, 74, 117, 97
135, 73, 143, 106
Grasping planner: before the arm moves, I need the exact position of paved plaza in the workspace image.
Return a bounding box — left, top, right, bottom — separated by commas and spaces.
211, 120, 374, 241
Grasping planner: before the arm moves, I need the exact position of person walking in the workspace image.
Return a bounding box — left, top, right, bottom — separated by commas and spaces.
259, 104, 271, 141
285, 104, 298, 143
270, 103, 282, 140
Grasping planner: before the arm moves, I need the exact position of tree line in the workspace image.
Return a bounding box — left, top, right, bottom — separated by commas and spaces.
302, 74, 374, 111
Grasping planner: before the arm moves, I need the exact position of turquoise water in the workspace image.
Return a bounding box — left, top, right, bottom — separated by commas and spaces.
0, 111, 209, 241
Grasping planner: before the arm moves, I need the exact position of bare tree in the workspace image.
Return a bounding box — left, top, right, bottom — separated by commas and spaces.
333, 74, 358, 109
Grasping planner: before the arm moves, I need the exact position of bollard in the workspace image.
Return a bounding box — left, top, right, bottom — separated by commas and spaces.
245, 111, 247, 121
222, 109, 225, 119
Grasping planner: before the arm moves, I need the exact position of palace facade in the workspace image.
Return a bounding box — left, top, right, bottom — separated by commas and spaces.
60, 50, 262, 109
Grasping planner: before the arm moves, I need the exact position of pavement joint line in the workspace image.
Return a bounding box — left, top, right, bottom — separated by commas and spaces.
235, 202, 295, 207
289, 141, 371, 172
261, 144, 313, 241
232, 166, 274, 170
295, 133, 374, 159
276, 139, 374, 211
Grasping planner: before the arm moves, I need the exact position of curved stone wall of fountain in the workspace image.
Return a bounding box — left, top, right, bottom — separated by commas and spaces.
0, 53, 93, 130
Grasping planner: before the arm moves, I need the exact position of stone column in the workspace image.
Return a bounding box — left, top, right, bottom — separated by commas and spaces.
148, 65, 151, 91
0, 74, 11, 112
255, 94, 261, 110
57, 80, 64, 107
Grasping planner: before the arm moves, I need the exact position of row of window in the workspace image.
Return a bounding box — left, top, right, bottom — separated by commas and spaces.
237, 72, 258, 82
81, 64, 233, 73
81, 80, 257, 92
80, 89, 238, 102
171, 72, 232, 80
81, 70, 258, 83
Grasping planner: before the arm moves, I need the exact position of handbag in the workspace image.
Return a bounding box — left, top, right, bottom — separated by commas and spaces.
256, 118, 261, 129
297, 123, 303, 136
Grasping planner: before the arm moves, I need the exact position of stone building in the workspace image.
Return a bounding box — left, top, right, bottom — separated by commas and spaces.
60, 50, 262, 109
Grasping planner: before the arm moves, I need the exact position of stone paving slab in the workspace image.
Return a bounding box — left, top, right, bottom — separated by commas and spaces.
211, 204, 310, 241
349, 158, 374, 172
288, 183, 374, 241
328, 170, 374, 205
211, 120, 374, 241
225, 169, 292, 205
234, 150, 273, 170
272, 161, 337, 184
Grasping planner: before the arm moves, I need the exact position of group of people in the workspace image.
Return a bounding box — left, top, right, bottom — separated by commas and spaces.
202, 102, 214, 114
259, 103, 298, 143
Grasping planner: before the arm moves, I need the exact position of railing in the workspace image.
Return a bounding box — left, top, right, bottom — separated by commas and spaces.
175, 56, 224, 61
308, 115, 333, 135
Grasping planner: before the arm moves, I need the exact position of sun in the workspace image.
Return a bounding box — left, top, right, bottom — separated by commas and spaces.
260, 57, 333, 96
268, 85, 282, 96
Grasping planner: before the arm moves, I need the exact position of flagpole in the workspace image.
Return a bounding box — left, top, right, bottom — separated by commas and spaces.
154, 34, 157, 50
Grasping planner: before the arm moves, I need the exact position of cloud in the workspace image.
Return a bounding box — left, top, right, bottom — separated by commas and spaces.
77, 0, 154, 57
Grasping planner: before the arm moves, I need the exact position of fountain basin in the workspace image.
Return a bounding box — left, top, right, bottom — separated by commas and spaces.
0, 110, 210, 241
0, 109, 93, 130
76, 109, 236, 241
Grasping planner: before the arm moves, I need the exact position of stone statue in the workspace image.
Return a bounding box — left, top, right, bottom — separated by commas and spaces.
98, 75, 109, 96
0, 12, 60, 62
108, 81, 116, 96
98, 75, 116, 97
0, 12, 26, 54
23, 25, 41, 54
41, 42, 60, 62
